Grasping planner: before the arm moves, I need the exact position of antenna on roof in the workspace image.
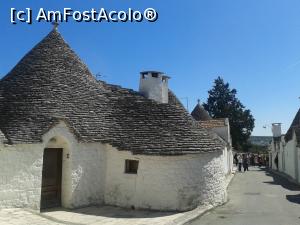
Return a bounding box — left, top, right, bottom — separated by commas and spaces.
52, 21, 59, 30
180, 97, 189, 111
95, 72, 104, 80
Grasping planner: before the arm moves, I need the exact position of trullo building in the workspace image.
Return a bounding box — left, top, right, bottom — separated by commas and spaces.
0, 28, 230, 211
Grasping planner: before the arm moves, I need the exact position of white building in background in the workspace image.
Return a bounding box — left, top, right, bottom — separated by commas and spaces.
269, 113, 300, 184
269, 123, 283, 170
0, 28, 230, 212
191, 103, 234, 176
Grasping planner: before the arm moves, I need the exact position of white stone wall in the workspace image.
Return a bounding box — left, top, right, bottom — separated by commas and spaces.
273, 132, 300, 183
0, 144, 43, 209
42, 122, 106, 208
210, 121, 233, 176
0, 122, 227, 212
0, 122, 106, 210
104, 146, 226, 211
297, 147, 300, 183
223, 148, 228, 175
284, 138, 297, 179
223, 146, 234, 176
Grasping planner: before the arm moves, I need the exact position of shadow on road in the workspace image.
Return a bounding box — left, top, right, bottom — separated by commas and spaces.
261, 168, 300, 191
259, 167, 300, 205
286, 194, 300, 204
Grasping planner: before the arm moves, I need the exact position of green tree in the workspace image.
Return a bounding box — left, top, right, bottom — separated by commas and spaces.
203, 77, 255, 151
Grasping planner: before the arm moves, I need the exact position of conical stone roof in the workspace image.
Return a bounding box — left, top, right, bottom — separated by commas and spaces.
0, 29, 110, 143
191, 103, 212, 121
0, 29, 224, 155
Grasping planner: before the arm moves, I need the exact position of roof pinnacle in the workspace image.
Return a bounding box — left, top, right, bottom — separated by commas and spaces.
52, 21, 59, 30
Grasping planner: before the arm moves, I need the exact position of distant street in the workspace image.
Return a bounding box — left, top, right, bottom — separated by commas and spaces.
189, 167, 300, 225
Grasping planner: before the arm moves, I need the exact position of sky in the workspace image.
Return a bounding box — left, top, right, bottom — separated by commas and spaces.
1, 0, 300, 136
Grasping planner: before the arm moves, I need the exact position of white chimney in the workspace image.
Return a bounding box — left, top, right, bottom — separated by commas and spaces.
272, 123, 282, 137
139, 71, 170, 103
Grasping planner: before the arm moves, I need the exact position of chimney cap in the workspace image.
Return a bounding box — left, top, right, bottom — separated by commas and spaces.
140, 71, 170, 79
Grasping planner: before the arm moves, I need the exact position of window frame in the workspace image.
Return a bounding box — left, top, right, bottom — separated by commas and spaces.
124, 159, 139, 174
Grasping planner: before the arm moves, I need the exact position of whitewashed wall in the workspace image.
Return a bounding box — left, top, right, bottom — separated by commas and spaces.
297, 147, 300, 183
42, 122, 106, 208
210, 122, 233, 176
104, 146, 227, 211
223, 148, 228, 175
0, 143, 43, 209
226, 149, 233, 175
0, 122, 227, 212
139, 73, 169, 103
0, 122, 106, 210
284, 137, 297, 180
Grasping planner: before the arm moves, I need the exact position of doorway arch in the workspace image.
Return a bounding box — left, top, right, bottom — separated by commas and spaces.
41, 136, 72, 209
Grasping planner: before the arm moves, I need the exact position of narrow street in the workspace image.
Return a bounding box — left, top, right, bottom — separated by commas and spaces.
189, 167, 300, 225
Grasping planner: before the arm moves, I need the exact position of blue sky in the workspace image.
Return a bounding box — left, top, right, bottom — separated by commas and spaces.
1, 0, 300, 136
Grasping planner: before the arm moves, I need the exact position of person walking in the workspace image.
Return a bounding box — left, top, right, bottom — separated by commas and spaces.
243, 154, 249, 172
254, 155, 258, 167
258, 154, 262, 167
250, 153, 254, 166
237, 154, 242, 172
234, 153, 238, 167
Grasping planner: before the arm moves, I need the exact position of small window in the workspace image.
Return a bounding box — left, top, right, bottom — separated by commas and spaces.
151, 73, 159, 78
125, 160, 139, 174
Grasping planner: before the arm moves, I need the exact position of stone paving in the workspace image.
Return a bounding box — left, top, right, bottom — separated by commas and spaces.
0, 205, 211, 225
0, 208, 60, 225
189, 167, 300, 225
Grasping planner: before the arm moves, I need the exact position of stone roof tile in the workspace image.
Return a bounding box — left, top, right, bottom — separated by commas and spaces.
198, 119, 227, 129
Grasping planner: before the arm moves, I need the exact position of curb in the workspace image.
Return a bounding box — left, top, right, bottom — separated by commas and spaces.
166, 205, 214, 225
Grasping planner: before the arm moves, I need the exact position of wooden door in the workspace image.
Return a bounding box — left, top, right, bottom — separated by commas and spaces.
40, 148, 62, 209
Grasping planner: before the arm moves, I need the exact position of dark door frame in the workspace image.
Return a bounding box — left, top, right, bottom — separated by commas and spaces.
40, 148, 63, 209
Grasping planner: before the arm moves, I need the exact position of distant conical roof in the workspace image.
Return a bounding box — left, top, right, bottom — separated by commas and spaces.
191, 103, 212, 121
285, 108, 300, 144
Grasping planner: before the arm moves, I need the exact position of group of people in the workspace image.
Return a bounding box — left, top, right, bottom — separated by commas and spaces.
234, 153, 269, 172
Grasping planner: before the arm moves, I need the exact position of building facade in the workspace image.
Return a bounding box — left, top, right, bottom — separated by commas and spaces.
0, 28, 230, 212
269, 116, 300, 184
191, 103, 234, 176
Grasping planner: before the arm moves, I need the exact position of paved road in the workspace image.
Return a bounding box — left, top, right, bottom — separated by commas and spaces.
189, 167, 300, 225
